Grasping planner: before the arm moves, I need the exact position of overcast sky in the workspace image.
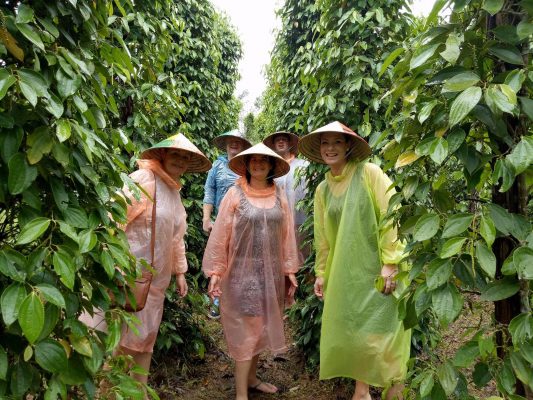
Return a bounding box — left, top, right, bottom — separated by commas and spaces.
210, 0, 437, 115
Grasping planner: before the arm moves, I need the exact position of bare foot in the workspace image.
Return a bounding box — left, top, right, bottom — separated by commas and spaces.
248, 380, 278, 394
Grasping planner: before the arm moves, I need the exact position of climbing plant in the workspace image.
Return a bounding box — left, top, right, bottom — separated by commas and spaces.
0, 0, 241, 397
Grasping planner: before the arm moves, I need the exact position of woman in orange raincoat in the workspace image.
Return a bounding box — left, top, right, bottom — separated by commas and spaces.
103, 133, 210, 385
202, 143, 301, 400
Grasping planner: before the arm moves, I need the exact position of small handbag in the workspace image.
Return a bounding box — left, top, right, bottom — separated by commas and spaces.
117, 185, 156, 312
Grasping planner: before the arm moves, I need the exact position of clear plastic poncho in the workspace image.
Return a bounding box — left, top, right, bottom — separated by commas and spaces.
202, 178, 300, 361
314, 160, 410, 386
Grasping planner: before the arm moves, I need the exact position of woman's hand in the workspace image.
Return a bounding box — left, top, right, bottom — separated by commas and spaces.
202, 218, 213, 234
287, 273, 298, 298
314, 276, 324, 299
380, 264, 398, 295
208, 274, 222, 300
176, 273, 188, 297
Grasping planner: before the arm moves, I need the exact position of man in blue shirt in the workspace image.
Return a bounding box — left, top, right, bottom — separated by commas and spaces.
202, 130, 252, 234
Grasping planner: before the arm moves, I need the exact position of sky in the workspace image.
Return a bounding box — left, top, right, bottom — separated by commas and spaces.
209, 0, 437, 116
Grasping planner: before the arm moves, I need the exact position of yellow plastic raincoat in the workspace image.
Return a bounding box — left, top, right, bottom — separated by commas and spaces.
314, 160, 410, 386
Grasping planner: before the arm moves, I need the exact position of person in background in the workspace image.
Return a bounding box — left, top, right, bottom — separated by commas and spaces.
203, 129, 252, 318
202, 143, 301, 400
298, 121, 410, 400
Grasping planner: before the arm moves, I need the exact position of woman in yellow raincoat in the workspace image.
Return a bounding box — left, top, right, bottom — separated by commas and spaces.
298, 122, 410, 400
83, 133, 211, 386
202, 143, 300, 400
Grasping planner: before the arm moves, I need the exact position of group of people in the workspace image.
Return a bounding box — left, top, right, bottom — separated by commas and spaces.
87, 122, 410, 400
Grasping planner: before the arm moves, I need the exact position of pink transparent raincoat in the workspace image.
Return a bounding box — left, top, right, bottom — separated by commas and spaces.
202, 178, 300, 361
119, 162, 187, 353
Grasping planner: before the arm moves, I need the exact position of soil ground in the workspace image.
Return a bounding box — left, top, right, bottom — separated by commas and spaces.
149, 295, 498, 399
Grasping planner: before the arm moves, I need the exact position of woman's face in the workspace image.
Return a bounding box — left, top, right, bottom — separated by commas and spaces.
162, 149, 190, 178
273, 134, 290, 155
226, 138, 244, 159
320, 132, 350, 169
247, 155, 272, 181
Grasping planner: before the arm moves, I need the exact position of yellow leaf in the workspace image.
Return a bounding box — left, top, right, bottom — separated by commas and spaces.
0, 27, 24, 62
59, 339, 72, 358
395, 151, 420, 168
435, 127, 447, 137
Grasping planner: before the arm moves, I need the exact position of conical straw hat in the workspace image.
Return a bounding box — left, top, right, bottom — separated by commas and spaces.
298, 121, 371, 164
263, 131, 300, 155
229, 143, 290, 179
213, 129, 252, 151
140, 133, 212, 173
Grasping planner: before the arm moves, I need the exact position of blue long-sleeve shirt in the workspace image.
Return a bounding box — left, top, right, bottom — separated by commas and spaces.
203, 155, 240, 212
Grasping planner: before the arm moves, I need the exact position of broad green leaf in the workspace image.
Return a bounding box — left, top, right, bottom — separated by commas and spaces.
59, 354, 88, 385
510, 351, 533, 388
482, 0, 504, 14
379, 47, 404, 77
415, 137, 438, 156
476, 241, 496, 278
517, 21, 533, 40
429, 137, 448, 165
78, 230, 97, 253
100, 249, 116, 278
410, 44, 440, 70
480, 215, 496, 246
504, 70, 526, 93
442, 214, 473, 238
485, 85, 515, 115
69, 335, 93, 357
26, 126, 53, 164
432, 285, 460, 326
509, 314, 533, 344
395, 151, 420, 168
0, 346, 7, 380
57, 74, 81, 99
16, 217, 50, 245
10, 361, 32, 397
425, 0, 448, 28
16, 23, 45, 51
453, 341, 480, 367
16, 4, 34, 23
507, 136, 533, 175
437, 361, 458, 396
426, 258, 453, 289
19, 81, 38, 106
418, 101, 438, 123
439, 237, 467, 258
443, 71, 480, 92
44, 376, 67, 400
513, 247, 533, 279
480, 278, 520, 301
473, 362, 491, 387
0, 70, 17, 101
8, 153, 38, 195
19, 292, 44, 344
35, 339, 67, 373
420, 372, 434, 397
82, 341, 104, 374
18, 69, 49, 97
1, 283, 27, 325
519, 96, 533, 120
488, 45, 524, 65
63, 207, 89, 228
55, 119, 71, 142
413, 213, 440, 241
44, 93, 64, 118
440, 32, 462, 64
499, 84, 517, 105
36, 284, 66, 309
449, 86, 481, 127
53, 249, 75, 289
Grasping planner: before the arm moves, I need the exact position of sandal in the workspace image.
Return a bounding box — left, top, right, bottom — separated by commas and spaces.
248, 381, 278, 394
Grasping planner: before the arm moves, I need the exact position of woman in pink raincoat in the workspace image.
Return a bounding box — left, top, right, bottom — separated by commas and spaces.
116, 133, 211, 384
202, 143, 301, 400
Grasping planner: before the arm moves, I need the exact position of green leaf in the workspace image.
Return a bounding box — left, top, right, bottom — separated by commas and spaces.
16, 217, 50, 245
53, 249, 75, 289
473, 362, 491, 387
69, 335, 93, 357
35, 339, 67, 373
517, 21, 533, 40
437, 361, 458, 396
0, 69, 17, 101
482, 0, 504, 14
499, 84, 517, 106
504, 70, 525, 93
36, 284, 66, 309
440, 32, 462, 64
44, 93, 64, 118
439, 237, 467, 258
480, 278, 520, 301
429, 137, 448, 165
488, 45, 524, 65
414, 213, 441, 241
19, 81, 37, 107
57, 74, 81, 99
510, 351, 533, 388
55, 119, 71, 142
432, 285, 461, 326
19, 292, 44, 344
410, 44, 441, 70
519, 96, 533, 120
449, 86, 481, 127
18, 69, 49, 97
514, 246, 533, 279
379, 47, 404, 77
453, 341, 480, 367
16, 23, 45, 51
426, 258, 453, 289
78, 230, 97, 253
10, 361, 32, 396
63, 207, 89, 228
442, 213, 473, 238
443, 71, 480, 92
0, 345, 7, 380
1, 283, 27, 325
8, 153, 38, 195
418, 101, 438, 124
507, 136, 533, 175
476, 241, 496, 278
485, 85, 515, 115
26, 126, 53, 164
16, 4, 34, 23
509, 314, 533, 344
480, 215, 496, 246
100, 249, 115, 278
420, 372, 435, 397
